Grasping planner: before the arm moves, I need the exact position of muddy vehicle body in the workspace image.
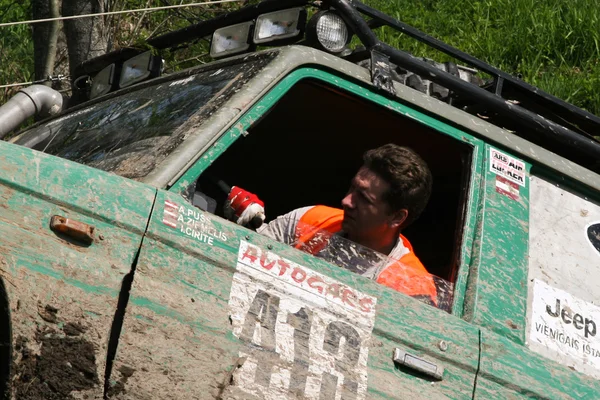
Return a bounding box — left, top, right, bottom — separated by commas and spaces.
1, 0, 600, 398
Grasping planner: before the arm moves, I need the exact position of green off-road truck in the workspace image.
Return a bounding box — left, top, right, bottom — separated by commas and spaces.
1, 1, 600, 398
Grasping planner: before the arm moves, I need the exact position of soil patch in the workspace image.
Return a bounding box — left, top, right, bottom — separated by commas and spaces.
12, 328, 99, 400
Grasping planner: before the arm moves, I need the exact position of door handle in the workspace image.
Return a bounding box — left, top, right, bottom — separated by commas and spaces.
393, 348, 444, 380
50, 215, 96, 244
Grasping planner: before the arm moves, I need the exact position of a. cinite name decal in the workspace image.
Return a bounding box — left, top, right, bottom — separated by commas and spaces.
162, 199, 227, 245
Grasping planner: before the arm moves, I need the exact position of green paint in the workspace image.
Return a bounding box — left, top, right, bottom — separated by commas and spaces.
452, 142, 485, 317
476, 328, 600, 398
0, 143, 155, 234
465, 145, 530, 344
129, 296, 225, 334
15, 261, 118, 297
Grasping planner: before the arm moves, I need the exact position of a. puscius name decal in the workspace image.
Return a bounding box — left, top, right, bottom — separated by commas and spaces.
228, 241, 377, 399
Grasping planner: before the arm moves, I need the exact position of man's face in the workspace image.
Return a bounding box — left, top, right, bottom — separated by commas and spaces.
341, 167, 403, 242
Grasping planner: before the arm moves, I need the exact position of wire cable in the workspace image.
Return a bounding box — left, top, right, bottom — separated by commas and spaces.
0, 0, 245, 28
0, 75, 69, 90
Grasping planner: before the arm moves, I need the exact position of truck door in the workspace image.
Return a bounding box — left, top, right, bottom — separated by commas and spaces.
471, 148, 600, 397
0, 142, 155, 398
112, 70, 484, 398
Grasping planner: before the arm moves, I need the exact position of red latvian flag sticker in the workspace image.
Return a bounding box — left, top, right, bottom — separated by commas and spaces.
496, 176, 520, 200
163, 200, 179, 228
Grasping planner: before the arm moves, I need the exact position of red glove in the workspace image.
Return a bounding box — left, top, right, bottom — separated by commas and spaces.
224, 186, 265, 228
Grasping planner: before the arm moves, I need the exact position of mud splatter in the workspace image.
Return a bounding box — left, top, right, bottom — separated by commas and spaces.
11, 328, 99, 400
106, 364, 136, 398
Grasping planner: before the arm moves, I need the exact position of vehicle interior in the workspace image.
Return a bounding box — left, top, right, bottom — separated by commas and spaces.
193, 79, 474, 290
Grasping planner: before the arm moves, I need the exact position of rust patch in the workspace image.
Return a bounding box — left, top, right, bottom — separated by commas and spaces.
11, 327, 99, 400
506, 319, 519, 330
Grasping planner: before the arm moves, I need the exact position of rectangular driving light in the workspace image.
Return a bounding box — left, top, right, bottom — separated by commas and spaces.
90, 64, 115, 99
253, 7, 306, 44
210, 22, 253, 58
119, 51, 163, 88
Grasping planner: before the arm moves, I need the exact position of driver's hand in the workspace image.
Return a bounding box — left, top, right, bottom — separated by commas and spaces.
224, 186, 265, 229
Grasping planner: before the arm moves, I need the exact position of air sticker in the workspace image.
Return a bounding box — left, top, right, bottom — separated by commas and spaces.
490, 148, 526, 187
529, 279, 600, 373
228, 241, 377, 400
161, 199, 228, 245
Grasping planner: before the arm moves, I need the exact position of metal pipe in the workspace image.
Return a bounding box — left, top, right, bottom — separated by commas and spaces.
0, 85, 63, 139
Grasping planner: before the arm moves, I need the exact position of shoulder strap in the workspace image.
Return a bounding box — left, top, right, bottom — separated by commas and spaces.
295, 206, 343, 254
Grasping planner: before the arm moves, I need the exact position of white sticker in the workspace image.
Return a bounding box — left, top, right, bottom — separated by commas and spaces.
490, 148, 526, 187
161, 199, 228, 245
529, 280, 600, 372
228, 241, 377, 400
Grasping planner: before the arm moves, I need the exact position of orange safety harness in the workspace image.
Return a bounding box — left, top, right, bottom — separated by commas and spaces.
294, 206, 438, 305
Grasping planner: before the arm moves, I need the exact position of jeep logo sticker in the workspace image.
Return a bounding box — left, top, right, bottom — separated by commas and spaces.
587, 222, 600, 256
529, 279, 600, 376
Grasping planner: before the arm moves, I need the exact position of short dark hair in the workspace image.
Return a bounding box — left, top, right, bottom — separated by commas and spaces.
363, 144, 432, 228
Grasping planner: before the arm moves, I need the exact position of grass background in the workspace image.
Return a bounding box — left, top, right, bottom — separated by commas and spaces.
1, 0, 599, 118
363, 0, 600, 117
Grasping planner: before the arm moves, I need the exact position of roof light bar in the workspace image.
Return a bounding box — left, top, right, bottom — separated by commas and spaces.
210, 22, 253, 58
253, 7, 305, 44
120, 51, 160, 88
90, 64, 115, 99
306, 11, 350, 53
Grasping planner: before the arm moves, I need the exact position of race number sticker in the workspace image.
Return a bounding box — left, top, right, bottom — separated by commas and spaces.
530, 280, 600, 372
228, 241, 377, 400
490, 148, 526, 187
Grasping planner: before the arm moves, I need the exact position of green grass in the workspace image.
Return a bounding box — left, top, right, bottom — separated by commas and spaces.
363, 0, 600, 117
0, 1, 34, 99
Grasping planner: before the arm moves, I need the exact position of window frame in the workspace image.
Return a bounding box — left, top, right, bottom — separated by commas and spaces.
168, 66, 485, 315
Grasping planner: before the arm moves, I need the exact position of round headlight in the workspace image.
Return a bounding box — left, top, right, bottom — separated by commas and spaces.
307, 11, 349, 53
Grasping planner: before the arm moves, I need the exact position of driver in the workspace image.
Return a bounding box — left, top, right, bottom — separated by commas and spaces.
225, 144, 438, 306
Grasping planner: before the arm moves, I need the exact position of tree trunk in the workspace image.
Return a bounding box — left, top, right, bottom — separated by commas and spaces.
62, 0, 108, 80
32, 0, 60, 85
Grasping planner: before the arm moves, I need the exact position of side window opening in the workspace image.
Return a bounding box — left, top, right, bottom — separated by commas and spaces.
191, 79, 474, 310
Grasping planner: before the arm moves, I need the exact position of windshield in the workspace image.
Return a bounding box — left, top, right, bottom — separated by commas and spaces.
14, 56, 272, 179
259, 217, 454, 311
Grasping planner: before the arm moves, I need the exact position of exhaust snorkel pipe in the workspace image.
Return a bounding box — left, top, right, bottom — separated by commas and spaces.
0, 85, 63, 139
